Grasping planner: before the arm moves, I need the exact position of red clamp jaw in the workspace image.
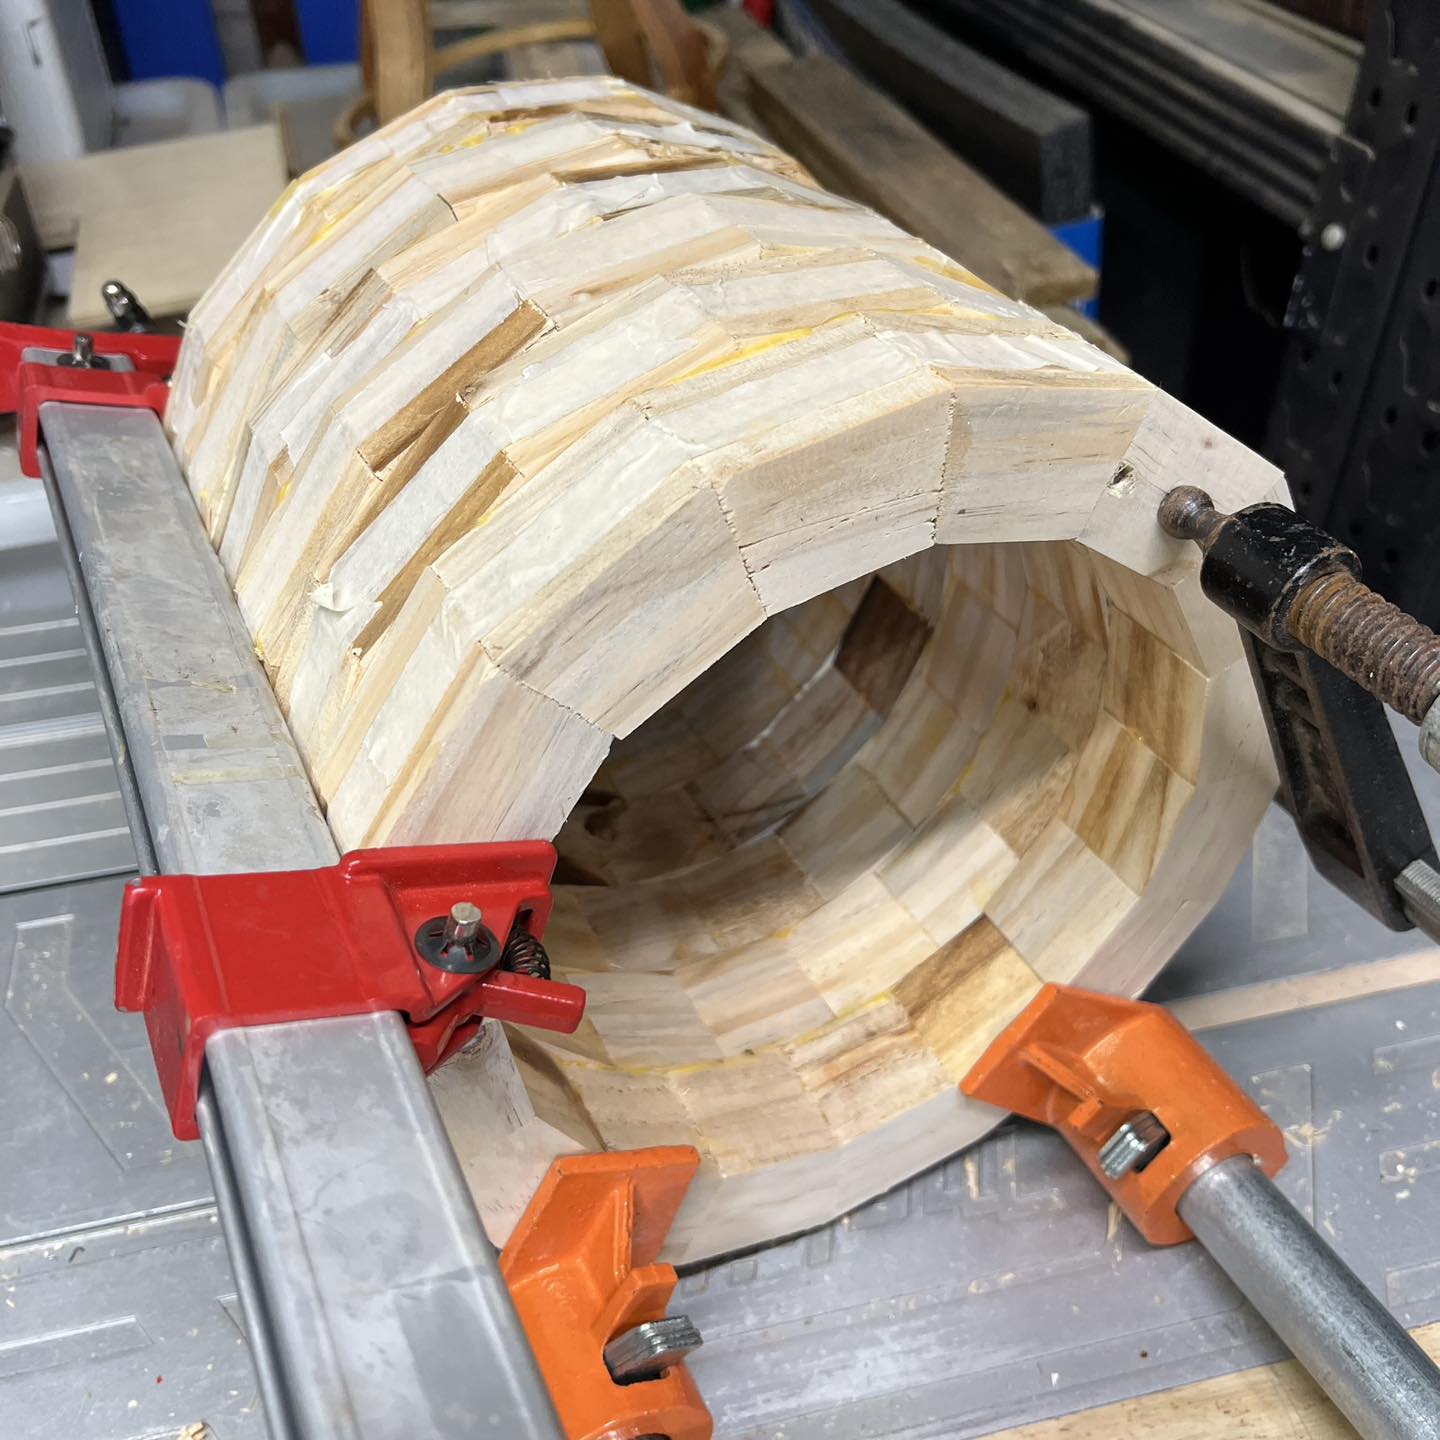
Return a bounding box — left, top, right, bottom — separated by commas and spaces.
0, 321, 181, 476
117, 842, 586, 1140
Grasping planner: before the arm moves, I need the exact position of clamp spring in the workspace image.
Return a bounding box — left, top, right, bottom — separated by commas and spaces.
502, 925, 552, 980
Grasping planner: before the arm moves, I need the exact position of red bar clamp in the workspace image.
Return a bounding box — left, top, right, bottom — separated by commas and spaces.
117, 842, 586, 1140
963, 984, 1287, 1244
0, 320, 181, 477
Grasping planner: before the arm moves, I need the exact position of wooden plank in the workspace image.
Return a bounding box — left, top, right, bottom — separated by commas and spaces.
748, 54, 1096, 305
21, 125, 286, 251
589, 0, 653, 88
1040, 305, 1131, 363
63, 126, 287, 328
705, 3, 794, 133
808, 0, 1093, 223
989, 1322, 1440, 1437
366, 0, 432, 125
1169, 947, 1440, 1032
923, 0, 1354, 225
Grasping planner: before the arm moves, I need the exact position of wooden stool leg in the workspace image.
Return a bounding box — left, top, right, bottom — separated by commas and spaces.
367, 0, 432, 126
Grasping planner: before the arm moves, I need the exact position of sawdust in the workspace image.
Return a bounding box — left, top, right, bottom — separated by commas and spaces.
1287, 1108, 1343, 1148
963, 1154, 982, 1201
1106, 1201, 1122, 1242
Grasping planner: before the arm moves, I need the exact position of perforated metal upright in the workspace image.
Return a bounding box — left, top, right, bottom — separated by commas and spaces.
1267, 0, 1440, 618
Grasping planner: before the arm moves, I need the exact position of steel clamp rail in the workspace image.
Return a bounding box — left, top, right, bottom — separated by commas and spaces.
10, 323, 569, 1440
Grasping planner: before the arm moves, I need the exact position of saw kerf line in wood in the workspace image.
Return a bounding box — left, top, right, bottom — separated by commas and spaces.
167, 76, 1283, 1264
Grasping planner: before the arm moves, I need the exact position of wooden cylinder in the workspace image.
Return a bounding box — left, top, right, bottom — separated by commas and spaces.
168, 78, 1283, 1262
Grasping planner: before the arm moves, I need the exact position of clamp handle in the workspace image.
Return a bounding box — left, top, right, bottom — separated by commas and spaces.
963, 984, 1287, 1245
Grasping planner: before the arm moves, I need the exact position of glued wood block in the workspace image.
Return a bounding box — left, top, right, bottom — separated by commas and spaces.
169, 77, 1283, 1263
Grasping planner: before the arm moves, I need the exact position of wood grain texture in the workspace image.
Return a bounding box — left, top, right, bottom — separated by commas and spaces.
748, 54, 1096, 306
66, 127, 288, 327
806, 0, 1094, 222
22, 126, 286, 253
366, 0, 432, 124
168, 78, 1282, 1263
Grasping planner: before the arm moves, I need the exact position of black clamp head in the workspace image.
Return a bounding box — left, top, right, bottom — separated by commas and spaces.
1159, 486, 1359, 650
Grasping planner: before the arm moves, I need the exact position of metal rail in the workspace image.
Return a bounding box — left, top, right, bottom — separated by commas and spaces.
38, 401, 562, 1440
1179, 1156, 1440, 1440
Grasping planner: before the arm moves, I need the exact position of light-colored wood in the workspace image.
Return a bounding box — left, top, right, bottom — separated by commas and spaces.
749, 53, 1096, 307
1041, 304, 1130, 363
22, 125, 286, 253
64, 128, 287, 328
589, 0, 653, 87
366, 0, 433, 125
613, 0, 718, 109
1170, 946, 1440, 1032
436, 17, 600, 75
348, 0, 719, 143
706, 1, 792, 134
168, 78, 1281, 1263
989, 1322, 1440, 1438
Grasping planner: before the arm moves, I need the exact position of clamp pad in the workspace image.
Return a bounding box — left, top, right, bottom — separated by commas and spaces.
963, 984, 1287, 1244
117, 842, 585, 1139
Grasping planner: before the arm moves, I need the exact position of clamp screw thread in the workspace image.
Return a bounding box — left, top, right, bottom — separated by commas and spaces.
1287, 570, 1440, 724
1160, 486, 1440, 724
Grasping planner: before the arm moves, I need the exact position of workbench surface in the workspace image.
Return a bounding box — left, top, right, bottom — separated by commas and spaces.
4, 442, 1438, 1438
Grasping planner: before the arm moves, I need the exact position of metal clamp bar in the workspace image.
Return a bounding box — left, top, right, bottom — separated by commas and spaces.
1179, 1157, 1440, 1440
38, 400, 562, 1440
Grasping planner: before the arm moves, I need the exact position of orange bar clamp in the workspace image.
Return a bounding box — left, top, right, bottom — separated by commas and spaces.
963, 983, 1288, 1244
500, 1146, 713, 1440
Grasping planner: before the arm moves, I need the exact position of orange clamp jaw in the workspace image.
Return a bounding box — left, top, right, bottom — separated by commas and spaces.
500, 1146, 712, 1440
962, 984, 1287, 1245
